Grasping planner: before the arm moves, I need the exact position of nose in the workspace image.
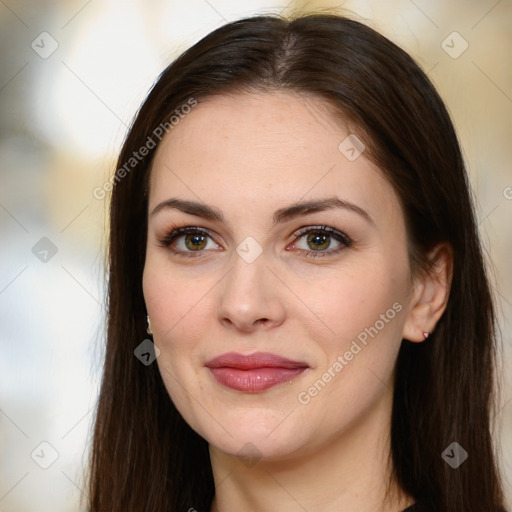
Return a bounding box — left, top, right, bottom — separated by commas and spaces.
216, 252, 286, 333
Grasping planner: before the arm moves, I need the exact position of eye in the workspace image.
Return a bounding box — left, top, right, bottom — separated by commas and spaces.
158, 227, 220, 256
158, 224, 352, 259
288, 225, 352, 258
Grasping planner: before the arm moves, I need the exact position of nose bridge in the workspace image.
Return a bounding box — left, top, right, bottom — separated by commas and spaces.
216, 246, 285, 330
228, 248, 269, 294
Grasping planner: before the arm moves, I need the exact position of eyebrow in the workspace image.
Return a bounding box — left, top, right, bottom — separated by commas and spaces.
150, 197, 375, 227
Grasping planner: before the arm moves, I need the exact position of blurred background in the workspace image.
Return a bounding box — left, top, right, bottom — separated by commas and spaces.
0, 0, 511, 510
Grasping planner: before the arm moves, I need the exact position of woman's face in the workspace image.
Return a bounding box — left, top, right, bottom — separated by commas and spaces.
143, 91, 414, 461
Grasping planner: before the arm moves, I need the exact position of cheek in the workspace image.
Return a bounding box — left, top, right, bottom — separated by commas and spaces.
292, 253, 409, 408
294, 273, 407, 428
294, 260, 407, 347
142, 258, 220, 405
143, 261, 213, 421
143, 255, 215, 337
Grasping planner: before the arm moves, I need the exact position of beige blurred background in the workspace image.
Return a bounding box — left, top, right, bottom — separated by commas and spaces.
0, 1, 511, 510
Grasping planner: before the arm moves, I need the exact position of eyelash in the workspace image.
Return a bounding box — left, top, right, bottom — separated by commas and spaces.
157, 225, 352, 259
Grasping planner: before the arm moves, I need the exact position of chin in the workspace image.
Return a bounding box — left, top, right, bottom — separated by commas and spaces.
209, 431, 308, 463
193, 410, 314, 463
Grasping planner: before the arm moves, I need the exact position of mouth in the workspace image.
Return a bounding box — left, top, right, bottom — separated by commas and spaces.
205, 352, 309, 392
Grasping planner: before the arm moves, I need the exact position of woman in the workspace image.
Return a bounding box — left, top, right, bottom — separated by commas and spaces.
88, 13, 507, 512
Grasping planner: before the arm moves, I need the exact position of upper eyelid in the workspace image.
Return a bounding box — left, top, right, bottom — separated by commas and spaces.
160, 226, 214, 244
294, 225, 350, 240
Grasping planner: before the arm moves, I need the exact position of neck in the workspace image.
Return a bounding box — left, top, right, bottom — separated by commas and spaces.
208, 387, 413, 512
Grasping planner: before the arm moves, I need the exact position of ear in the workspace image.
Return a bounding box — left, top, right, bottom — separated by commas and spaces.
402, 243, 453, 343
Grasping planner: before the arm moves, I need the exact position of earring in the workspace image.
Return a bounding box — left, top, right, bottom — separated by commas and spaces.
423, 331, 430, 340
147, 315, 153, 335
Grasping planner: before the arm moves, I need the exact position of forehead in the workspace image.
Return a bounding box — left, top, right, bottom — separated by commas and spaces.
148, 91, 402, 227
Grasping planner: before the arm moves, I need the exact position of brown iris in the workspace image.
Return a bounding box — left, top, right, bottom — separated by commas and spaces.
184, 233, 207, 251
307, 232, 330, 251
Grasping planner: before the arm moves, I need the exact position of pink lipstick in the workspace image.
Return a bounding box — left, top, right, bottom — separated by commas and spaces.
205, 352, 309, 392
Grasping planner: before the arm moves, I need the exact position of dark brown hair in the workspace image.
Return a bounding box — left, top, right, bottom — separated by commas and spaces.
87, 13, 506, 512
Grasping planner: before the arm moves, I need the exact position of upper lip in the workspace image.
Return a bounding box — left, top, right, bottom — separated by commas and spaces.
205, 352, 309, 370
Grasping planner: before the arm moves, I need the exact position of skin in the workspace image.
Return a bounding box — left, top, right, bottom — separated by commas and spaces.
143, 91, 451, 512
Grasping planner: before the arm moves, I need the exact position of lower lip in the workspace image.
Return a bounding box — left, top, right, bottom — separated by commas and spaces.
208, 367, 307, 392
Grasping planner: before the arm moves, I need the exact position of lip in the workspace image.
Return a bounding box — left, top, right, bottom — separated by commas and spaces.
205, 352, 309, 392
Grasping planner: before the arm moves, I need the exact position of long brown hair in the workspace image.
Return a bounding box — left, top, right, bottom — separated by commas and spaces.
87, 13, 506, 512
